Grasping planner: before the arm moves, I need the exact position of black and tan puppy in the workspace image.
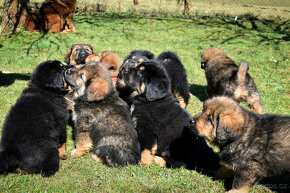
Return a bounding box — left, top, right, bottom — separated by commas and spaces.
201, 48, 262, 114
64, 61, 140, 167
64, 44, 95, 67
116, 50, 154, 104
157, 51, 190, 108
0, 60, 71, 177
119, 60, 219, 169
117, 50, 190, 108
189, 96, 290, 193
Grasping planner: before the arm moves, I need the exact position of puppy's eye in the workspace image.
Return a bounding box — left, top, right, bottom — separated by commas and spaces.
206, 115, 212, 122
75, 48, 79, 52
79, 73, 84, 80
86, 48, 90, 52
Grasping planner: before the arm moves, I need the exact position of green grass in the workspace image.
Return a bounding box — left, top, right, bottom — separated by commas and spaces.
0, 12, 289, 192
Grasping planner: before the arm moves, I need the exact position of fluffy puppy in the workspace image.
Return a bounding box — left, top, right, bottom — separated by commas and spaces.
201, 48, 262, 114
157, 51, 190, 108
85, 51, 121, 85
189, 96, 290, 193
117, 50, 190, 109
116, 50, 154, 104
0, 60, 71, 177
64, 44, 95, 67
119, 60, 219, 169
64, 61, 140, 167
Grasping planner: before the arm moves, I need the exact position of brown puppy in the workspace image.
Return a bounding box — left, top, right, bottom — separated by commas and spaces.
85, 51, 121, 84
64, 44, 95, 67
189, 96, 290, 193
40, 0, 77, 33
201, 48, 262, 114
64, 62, 140, 167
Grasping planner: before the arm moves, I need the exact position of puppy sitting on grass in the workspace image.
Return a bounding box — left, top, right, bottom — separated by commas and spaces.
64, 61, 140, 167
189, 96, 290, 193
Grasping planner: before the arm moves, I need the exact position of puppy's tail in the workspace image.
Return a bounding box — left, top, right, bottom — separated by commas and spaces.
237, 61, 249, 86
0, 148, 20, 174
157, 51, 181, 64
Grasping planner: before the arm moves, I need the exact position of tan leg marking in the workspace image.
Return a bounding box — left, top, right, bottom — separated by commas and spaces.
71, 132, 93, 158
227, 186, 251, 193
141, 149, 154, 165
153, 156, 166, 167
173, 89, 187, 108
92, 154, 103, 163
58, 143, 67, 160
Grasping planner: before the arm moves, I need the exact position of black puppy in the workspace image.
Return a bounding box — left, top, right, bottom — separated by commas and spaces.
0, 60, 71, 177
157, 51, 190, 108
119, 60, 219, 171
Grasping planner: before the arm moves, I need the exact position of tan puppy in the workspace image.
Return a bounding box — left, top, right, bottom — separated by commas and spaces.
85, 51, 121, 85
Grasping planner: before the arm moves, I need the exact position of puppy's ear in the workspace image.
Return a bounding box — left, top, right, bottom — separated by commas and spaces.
216, 112, 243, 145
145, 76, 169, 101
87, 77, 110, 101
64, 47, 73, 64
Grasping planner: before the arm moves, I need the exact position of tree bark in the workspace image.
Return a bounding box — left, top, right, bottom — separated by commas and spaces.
184, 0, 188, 16
1, 0, 30, 33
133, 0, 138, 6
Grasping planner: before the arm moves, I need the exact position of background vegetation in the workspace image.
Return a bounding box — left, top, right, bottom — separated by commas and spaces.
0, 0, 289, 192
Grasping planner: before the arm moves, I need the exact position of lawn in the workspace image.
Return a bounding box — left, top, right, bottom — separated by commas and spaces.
0, 11, 289, 192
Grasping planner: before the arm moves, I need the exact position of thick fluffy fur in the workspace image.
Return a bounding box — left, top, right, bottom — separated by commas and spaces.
64, 62, 140, 167
201, 48, 262, 114
64, 44, 95, 67
189, 96, 290, 192
119, 60, 219, 170
117, 50, 190, 108
0, 60, 71, 177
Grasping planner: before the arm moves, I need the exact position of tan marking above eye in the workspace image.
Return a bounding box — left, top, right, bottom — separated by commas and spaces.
134, 63, 138, 67
139, 66, 145, 71
132, 56, 136, 59
139, 58, 144, 63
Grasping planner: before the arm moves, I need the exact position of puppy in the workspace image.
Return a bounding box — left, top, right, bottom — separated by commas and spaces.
64, 61, 140, 167
119, 60, 219, 169
189, 96, 290, 193
201, 48, 262, 114
64, 44, 95, 67
116, 50, 154, 104
40, 0, 77, 33
85, 51, 121, 85
0, 60, 71, 177
157, 51, 190, 108
117, 50, 190, 108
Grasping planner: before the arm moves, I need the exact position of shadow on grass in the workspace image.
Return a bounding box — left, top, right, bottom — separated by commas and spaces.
0, 71, 31, 87
189, 84, 208, 102
78, 12, 289, 45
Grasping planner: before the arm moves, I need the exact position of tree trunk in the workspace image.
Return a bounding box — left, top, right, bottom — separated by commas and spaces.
184, 0, 188, 16
133, 0, 138, 6
1, 0, 30, 33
